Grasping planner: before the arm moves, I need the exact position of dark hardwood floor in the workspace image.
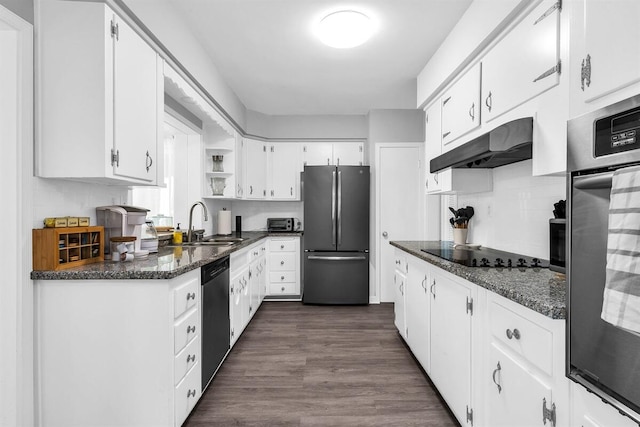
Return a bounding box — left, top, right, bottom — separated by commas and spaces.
185, 302, 458, 426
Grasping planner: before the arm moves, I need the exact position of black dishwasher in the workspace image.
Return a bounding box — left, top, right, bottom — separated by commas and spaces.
201, 256, 230, 391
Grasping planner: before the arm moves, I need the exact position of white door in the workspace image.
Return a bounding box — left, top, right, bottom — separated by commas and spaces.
376, 144, 423, 302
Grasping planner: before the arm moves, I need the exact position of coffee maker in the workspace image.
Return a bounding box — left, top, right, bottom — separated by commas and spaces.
96, 205, 149, 254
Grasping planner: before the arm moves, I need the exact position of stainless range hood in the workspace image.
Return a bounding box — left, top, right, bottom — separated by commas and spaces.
430, 117, 533, 173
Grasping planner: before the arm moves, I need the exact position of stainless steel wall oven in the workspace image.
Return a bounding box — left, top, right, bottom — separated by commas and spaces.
567, 93, 640, 422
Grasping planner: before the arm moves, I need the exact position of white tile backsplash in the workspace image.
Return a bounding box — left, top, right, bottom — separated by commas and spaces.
455, 160, 566, 259
31, 178, 129, 228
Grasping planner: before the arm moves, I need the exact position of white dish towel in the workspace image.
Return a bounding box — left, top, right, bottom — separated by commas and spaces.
601, 164, 640, 335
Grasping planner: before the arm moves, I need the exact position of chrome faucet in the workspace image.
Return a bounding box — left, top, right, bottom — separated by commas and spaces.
187, 201, 208, 243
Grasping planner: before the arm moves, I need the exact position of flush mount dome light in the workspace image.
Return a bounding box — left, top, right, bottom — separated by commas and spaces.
316, 10, 374, 48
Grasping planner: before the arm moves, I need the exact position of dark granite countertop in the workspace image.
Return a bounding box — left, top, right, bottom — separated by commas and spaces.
390, 241, 566, 320
31, 231, 302, 281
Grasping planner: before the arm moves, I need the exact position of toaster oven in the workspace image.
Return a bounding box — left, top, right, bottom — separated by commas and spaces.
267, 218, 299, 232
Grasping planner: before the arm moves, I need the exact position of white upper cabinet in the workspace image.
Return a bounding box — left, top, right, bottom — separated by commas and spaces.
267, 143, 301, 200
441, 63, 482, 150
424, 102, 443, 193
303, 142, 364, 167
570, 0, 640, 115
243, 138, 267, 199
37, 1, 162, 185
481, 0, 561, 123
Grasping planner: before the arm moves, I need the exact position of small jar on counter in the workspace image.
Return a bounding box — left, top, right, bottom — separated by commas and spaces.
110, 236, 136, 261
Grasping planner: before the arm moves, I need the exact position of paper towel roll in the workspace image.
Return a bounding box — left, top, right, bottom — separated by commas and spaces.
217, 210, 232, 235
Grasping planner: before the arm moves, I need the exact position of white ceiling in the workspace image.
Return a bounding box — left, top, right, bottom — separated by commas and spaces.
164, 0, 473, 116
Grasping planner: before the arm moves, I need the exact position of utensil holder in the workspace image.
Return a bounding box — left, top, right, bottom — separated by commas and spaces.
453, 228, 468, 246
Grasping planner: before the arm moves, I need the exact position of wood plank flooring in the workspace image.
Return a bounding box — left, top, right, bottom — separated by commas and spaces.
185, 302, 458, 426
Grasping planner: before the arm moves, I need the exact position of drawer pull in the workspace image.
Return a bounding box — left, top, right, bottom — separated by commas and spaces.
506, 328, 521, 340
187, 325, 196, 334
281, 276, 285, 280
187, 389, 197, 398
492, 362, 502, 394
186, 292, 196, 300
281, 287, 285, 292
280, 260, 285, 265
281, 244, 284, 249
187, 354, 196, 363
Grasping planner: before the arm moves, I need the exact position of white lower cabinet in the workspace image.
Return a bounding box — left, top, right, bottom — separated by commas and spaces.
405, 256, 430, 371
230, 240, 267, 346
570, 381, 640, 427
266, 236, 301, 297
429, 268, 474, 426
34, 269, 202, 427
393, 250, 570, 427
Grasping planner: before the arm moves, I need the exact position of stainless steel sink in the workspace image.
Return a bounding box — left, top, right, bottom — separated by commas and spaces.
206, 237, 245, 243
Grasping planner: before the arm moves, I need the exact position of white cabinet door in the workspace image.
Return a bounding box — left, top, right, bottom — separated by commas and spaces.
441, 63, 481, 150
112, 15, 158, 182
36, 1, 161, 185
333, 142, 364, 166
487, 344, 553, 427
303, 143, 333, 166
481, 0, 560, 123
268, 143, 300, 199
406, 258, 430, 372
572, 0, 640, 108
249, 259, 260, 320
394, 269, 407, 340
424, 103, 442, 193
244, 138, 266, 199
230, 269, 246, 347
430, 270, 473, 426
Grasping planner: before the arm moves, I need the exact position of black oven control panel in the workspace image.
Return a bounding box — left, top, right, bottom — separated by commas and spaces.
595, 107, 640, 157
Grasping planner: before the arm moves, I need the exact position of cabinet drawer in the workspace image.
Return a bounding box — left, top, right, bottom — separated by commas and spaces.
269, 253, 296, 271
269, 282, 298, 295
174, 335, 199, 386
269, 271, 296, 283
489, 301, 553, 375
269, 239, 297, 252
174, 308, 199, 355
175, 365, 200, 427
174, 276, 199, 319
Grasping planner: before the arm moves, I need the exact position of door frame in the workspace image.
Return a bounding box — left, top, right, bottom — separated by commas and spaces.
0, 6, 34, 427
373, 142, 425, 304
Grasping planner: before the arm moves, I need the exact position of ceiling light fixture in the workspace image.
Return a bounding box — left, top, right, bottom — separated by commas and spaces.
315, 10, 375, 49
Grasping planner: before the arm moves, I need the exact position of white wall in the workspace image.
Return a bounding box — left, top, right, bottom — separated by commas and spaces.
456, 160, 566, 259
0, 0, 32, 22
246, 110, 368, 140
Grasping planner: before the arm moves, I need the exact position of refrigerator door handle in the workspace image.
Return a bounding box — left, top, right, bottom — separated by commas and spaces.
337, 170, 342, 247
332, 170, 337, 246
307, 255, 367, 261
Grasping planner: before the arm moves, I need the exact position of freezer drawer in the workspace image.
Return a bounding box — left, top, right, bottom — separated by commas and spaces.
303, 252, 369, 304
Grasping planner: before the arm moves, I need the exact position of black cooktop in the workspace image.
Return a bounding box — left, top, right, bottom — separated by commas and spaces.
421, 242, 549, 269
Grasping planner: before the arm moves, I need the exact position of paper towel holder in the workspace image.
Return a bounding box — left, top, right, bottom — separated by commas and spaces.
217, 208, 232, 235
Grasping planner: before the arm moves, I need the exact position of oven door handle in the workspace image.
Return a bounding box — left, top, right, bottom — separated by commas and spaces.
573, 171, 614, 189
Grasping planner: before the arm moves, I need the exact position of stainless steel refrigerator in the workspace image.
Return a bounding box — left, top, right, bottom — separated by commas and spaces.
302, 165, 370, 304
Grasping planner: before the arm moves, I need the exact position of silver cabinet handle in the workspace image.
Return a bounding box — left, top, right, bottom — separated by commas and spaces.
430, 279, 436, 298
281, 286, 285, 292
145, 151, 153, 172
469, 102, 475, 121
421, 276, 427, 292
485, 91, 492, 112
281, 276, 285, 280
492, 362, 502, 393
187, 389, 196, 398
281, 244, 285, 249
399, 281, 404, 295
280, 260, 285, 265
308, 255, 367, 261
187, 325, 196, 334
290, 187, 293, 196
187, 354, 196, 363
581, 54, 591, 91
382, 231, 388, 238
506, 328, 521, 340
250, 185, 253, 195
442, 131, 451, 139
186, 292, 196, 300
434, 172, 438, 184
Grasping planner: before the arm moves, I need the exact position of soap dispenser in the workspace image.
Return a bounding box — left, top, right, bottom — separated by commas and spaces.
173, 223, 183, 244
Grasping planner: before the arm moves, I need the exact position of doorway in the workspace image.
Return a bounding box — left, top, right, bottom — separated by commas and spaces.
375, 143, 424, 303
0, 7, 33, 426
